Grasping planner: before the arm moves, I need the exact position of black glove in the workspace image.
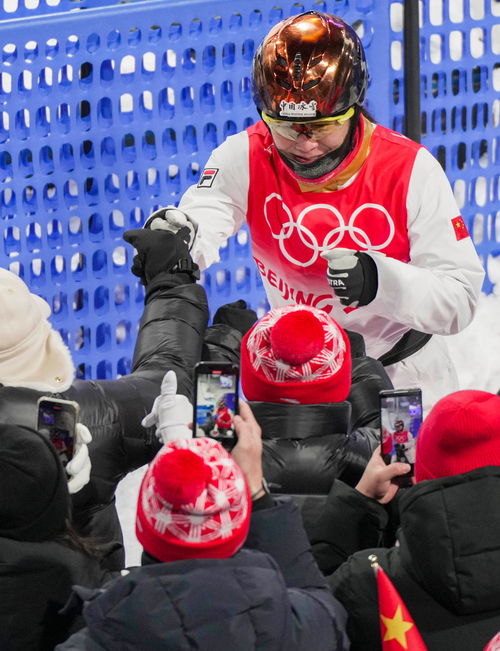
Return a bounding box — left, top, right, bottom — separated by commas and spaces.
123, 227, 198, 285
213, 299, 258, 336
321, 248, 378, 307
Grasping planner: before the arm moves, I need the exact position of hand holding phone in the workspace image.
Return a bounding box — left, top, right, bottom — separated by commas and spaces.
379, 388, 423, 486
37, 397, 79, 467
356, 446, 411, 503
193, 362, 239, 450
231, 400, 264, 497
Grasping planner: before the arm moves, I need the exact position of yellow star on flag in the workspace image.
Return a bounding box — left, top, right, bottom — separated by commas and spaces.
380, 604, 414, 648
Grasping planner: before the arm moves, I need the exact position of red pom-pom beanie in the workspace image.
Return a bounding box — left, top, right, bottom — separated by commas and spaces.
415, 390, 500, 482
241, 305, 351, 404
136, 438, 251, 562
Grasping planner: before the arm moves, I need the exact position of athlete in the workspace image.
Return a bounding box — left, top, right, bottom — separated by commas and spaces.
214, 397, 233, 438
391, 420, 415, 465
142, 11, 484, 411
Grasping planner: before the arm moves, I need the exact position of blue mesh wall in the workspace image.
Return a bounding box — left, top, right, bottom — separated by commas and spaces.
388, 0, 499, 293
0, 0, 391, 379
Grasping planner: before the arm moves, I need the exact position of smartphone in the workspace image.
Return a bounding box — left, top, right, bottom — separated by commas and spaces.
193, 362, 239, 450
37, 397, 80, 467
379, 388, 423, 486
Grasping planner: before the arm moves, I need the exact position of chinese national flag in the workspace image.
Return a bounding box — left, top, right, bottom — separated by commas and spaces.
451, 216, 469, 241
484, 632, 500, 651
375, 563, 428, 650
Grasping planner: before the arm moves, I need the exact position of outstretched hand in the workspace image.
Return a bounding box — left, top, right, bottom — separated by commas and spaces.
355, 446, 411, 504
66, 423, 92, 494
231, 400, 263, 496
123, 227, 194, 285
142, 370, 192, 443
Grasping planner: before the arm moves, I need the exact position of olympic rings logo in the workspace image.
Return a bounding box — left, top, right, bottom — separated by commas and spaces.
263, 194, 396, 268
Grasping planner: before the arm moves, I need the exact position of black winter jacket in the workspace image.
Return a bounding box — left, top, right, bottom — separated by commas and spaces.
310, 479, 391, 576
0, 274, 208, 565
249, 401, 361, 535
0, 536, 115, 651
56, 499, 349, 651
330, 466, 500, 651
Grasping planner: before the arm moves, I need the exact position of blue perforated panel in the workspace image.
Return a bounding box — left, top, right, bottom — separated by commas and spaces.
388, 0, 499, 292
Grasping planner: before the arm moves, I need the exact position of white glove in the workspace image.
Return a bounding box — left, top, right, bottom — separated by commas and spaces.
321, 247, 379, 308
321, 247, 359, 269
145, 207, 197, 250
66, 423, 92, 495
142, 370, 192, 443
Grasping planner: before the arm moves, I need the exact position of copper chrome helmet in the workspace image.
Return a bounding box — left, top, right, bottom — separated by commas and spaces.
252, 11, 368, 121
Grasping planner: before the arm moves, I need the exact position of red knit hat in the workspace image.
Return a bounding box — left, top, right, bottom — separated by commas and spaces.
415, 390, 500, 482
241, 305, 351, 404
136, 438, 251, 562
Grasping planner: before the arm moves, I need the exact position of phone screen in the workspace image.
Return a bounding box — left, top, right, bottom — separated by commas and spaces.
37, 400, 77, 467
194, 364, 239, 449
379, 389, 423, 479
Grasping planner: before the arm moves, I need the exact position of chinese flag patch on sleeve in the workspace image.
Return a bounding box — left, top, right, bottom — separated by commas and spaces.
451, 216, 470, 241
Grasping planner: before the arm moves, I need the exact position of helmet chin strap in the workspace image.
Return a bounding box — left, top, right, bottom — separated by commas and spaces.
277, 108, 360, 180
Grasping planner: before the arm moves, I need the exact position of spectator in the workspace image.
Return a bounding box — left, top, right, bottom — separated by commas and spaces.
0, 229, 206, 568
200, 407, 215, 435
240, 303, 387, 532
203, 298, 393, 432
320, 390, 500, 650
56, 402, 349, 651
0, 424, 115, 651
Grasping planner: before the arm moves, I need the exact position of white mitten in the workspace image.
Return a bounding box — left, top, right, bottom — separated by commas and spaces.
142, 370, 192, 443
66, 423, 92, 494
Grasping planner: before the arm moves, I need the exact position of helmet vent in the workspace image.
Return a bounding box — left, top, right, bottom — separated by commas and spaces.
293, 52, 302, 81
276, 55, 287, 68
277, 78, 292, 90
303, 78, 320, 90
310, 56, 322, 68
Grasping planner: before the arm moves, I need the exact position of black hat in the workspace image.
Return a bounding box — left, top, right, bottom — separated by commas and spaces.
0, 424, 71, 542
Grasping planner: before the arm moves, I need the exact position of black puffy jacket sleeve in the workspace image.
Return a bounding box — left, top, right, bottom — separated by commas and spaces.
72, 276, 209, 511
348, 356, 393, 430
0, 275, 209, 545
309, 480, 388, 575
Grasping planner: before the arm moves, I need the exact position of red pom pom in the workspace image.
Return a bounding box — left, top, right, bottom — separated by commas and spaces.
154, 449, 212, 507
270, 310, 325, 366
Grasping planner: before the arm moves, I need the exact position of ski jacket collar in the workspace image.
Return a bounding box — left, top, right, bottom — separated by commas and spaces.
249, 400, 352, 439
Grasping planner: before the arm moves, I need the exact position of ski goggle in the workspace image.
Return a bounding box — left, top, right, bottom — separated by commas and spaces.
261, 107, 355, 142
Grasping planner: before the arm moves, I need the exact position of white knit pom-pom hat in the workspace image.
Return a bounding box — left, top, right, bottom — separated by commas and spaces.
0, 269, 74, 392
